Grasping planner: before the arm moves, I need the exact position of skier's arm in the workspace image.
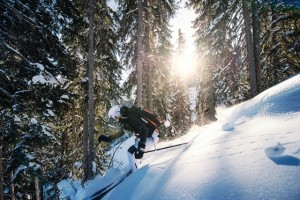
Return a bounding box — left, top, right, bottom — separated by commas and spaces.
98, 129, 124, 143
109, 129, 125, 140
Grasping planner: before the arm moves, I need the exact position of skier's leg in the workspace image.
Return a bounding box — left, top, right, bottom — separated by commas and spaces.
127, 145, 138, 172
152, 129, 159, 144
145, 129, 159, 151
127, 143, 142, 172
127, 131, 159, 172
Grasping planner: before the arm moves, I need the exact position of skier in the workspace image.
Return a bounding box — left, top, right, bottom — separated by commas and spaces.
98, 105, 160, 172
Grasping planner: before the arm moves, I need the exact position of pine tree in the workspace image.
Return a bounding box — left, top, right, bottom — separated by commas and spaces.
54, 0, 123, 180
118, 0, 178, 111
252, 0, 262, 93
82, 0, 95, 182
150, 3, 175, 136
188, 0, 300, 124
0, 0, 76, 198
136, 0, 144, 107
260, 1, 300, 89
242, 0, 258, 97
166, 29, 192, 137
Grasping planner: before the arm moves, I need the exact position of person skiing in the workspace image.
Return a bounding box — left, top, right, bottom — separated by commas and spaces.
98, 105, 161, 172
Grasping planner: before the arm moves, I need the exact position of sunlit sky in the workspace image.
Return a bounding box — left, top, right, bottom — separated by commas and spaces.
107, 0, 198, 82
170, 1, 197, 79
170, 0, 197, 55
108, 0, 197, 55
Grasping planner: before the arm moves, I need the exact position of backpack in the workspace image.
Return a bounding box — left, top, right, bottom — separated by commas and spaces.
121, 106, 161, 129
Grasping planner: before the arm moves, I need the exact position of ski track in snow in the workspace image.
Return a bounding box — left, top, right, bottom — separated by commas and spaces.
85, 113, 300, 200
149, 114, 300, 169
149, 125, 300, 167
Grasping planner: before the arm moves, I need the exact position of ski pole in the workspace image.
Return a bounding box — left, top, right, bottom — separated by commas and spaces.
108, 139, 126, 168
144, 141, 192, 153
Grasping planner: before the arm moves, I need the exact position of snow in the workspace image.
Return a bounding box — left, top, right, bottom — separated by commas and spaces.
189, 86, 197, 122
14, 115, 21, 122
30, 118, 38, 124
13, 165, 26, 181
46, 109, 55, 117
30, 63, 45, 71
31, 74, 59, 85
29, 63, 61, 85
61, 95, 69, 99
41, 125, 55, 139
58, 74, 300, 200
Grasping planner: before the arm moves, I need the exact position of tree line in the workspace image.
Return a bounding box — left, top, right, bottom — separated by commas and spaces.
188, 0, 300, 124
0, 0, 299, 199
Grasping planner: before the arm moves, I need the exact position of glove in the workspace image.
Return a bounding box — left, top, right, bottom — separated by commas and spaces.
134, 142, 146, 159
98, 135, 111, 143
134, 148, 144, 159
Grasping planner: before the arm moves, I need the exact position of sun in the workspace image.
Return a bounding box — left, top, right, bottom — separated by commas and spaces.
173, 53, 196, 80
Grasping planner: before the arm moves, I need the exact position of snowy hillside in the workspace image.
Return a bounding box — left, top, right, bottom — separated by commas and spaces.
59, 74, 300, 200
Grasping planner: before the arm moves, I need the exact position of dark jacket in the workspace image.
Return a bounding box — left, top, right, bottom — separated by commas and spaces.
119, 112, 149, 144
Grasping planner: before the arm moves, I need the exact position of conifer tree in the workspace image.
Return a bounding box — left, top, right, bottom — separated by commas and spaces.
242, 0, 258, 97
167, 29, 192, 136
188, 0, 300, 125
57, 0, 123, 179
0, 0, 76, 198
118, 0, 178, 112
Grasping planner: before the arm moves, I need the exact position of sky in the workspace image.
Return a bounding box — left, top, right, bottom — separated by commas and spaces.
107, 0, 198, 81
107, 0, 197, 52
58, 73, 300, 200
170, 0, 197, 55
170, 1, 198, 77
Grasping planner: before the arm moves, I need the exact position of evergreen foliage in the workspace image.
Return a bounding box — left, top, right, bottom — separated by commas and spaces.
117, 0, 189, 138
55, 0, 123, 181
0, 0, 122, 198
0, 0, 75, 198
166, 29, 192, 137
187, 0, 300, 124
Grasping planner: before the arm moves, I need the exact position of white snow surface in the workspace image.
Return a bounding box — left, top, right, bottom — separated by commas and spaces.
58, 74, 300, 200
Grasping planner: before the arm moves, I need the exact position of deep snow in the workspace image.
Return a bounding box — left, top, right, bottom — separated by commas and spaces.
58, 74, 300, 200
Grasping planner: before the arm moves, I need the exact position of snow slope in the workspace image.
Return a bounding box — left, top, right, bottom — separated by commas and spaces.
59, 74, 300, 200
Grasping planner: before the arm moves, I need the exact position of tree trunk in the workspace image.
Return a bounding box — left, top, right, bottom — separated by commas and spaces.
0, 143, 3, 200
35, 176, 40, 200
144, 0, 153, 112
72, 103, 76, 135
136, 0, 143, 107
271, 4, 279, 85
242, 0, 257, 97
82, 98, 89, 182
199, 13, 217, 125
10, 171, 15, 200
82, 0, 95, 181
202, 64, 216, 125
251, 0, 261, 93
147, 65, 154, 112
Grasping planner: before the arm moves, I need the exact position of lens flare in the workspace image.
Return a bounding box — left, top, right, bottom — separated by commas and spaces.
173, 54, 196, 80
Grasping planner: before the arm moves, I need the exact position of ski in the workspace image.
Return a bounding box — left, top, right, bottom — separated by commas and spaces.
88, 170, 132, 200
84, 182, 115, 200
88, 140, 196, 199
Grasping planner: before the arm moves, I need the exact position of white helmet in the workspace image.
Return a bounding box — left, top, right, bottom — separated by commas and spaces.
108, 105, 121, 119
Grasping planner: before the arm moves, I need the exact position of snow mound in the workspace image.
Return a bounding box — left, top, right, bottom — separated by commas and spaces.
264, 143, 286, 158
217, 74, 300, 131
264, 143, 300, 166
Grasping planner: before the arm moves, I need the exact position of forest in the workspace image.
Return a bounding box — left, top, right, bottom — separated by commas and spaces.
0, 0, 299, 199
